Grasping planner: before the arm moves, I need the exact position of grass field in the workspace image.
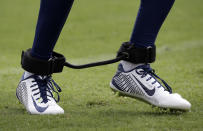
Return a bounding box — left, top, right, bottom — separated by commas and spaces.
0, 0, 203, 130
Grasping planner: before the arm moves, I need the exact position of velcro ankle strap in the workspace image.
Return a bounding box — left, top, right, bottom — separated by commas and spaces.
117, 42, 156, 63
21, 49, 66, 75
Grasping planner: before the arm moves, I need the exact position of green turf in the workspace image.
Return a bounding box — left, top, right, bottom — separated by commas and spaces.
0, 0, 203, 130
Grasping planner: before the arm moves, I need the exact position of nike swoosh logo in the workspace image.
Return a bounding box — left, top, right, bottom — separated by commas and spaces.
32, 96, 48, 113
132, 74, 155, 96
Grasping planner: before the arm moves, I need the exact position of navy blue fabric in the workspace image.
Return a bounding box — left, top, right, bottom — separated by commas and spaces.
31, 0, 74, 60
130, 0, 175, 48
31, 0, 175, 59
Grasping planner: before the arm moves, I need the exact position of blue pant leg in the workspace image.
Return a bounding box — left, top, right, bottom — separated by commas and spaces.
31, 0, 74, 60
130, 0, 175, 48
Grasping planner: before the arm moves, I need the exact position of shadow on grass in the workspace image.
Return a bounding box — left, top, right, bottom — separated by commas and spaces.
198, 69, 203, 75
96, 108, 187, 118
7, 101, 187, 117
85, 98, 187, 117
115, 110, 183, 117
3, 106, 27, 115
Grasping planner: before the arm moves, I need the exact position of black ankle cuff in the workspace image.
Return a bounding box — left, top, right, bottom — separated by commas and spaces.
21, 49, 66, 75
117, 42, 156, 64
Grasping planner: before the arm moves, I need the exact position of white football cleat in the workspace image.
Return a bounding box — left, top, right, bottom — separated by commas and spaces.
110, 64, 191, 111
16, 73, 64, 114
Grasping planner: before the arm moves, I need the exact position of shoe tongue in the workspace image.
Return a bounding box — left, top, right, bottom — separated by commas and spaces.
135, 68, 146, 75
136, 68, 144, 73
135, 64, 150, 74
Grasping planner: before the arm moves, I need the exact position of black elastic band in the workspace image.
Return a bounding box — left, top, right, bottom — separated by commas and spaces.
63, 42, 156, 69
63, 55, 126, 69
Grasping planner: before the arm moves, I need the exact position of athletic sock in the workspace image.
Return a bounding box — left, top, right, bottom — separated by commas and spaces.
23, 71, 48, 79
23, 71, 34, 79
121, 60, 144, 72
130, 0, 175, 48
31, 0, 74, 60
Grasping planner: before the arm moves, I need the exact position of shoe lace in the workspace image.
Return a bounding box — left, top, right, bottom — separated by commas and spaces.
32, 75, 62, 103
136, 64, 172, 93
